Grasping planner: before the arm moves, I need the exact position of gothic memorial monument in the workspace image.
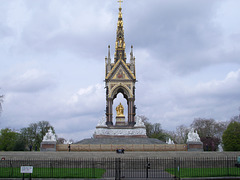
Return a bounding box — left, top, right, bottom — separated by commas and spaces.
93, 1, 147, 138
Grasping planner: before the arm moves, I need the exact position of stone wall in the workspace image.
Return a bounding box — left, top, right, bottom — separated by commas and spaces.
187, 141, 203, 151
40, 141, 56, 151
56, 144, 187, 152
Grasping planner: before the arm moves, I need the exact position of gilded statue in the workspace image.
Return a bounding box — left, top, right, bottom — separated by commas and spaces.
116, 103, 124, 116
118, 39, 122, 47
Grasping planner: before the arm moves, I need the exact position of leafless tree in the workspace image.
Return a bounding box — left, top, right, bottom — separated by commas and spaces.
137, 115, 149, 124
137, 115, 167, 141
191, 118, 217, 138
230, 107, 240, 123
175, 125, 189, 144
191, 118, 228, 141
57, 137, 66, 144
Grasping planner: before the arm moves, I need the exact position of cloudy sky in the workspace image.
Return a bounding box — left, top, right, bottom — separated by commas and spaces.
0, 0, 240, 141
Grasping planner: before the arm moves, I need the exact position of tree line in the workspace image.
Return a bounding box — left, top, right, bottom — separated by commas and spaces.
139, 109, 240, 151
0, 91, 239, 151
0, 94, 68, 151
0, 121, 55, 151
0, 117, 239, 151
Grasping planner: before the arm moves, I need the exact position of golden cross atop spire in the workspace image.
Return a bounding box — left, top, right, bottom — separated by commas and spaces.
118, 0, 123, 8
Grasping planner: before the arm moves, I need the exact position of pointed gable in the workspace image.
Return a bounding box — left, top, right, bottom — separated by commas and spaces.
112, 66, 129, 80
106, 59, 136, 81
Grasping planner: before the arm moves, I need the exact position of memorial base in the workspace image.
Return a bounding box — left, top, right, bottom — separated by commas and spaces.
187, 141, 203, 151
115, 116, 126, 126
40, 141, 56, 151
94, 126, 147, 138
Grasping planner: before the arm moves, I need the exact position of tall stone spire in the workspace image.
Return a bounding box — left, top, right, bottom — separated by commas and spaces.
114, 0, 126, 63
104, 0, 138, 129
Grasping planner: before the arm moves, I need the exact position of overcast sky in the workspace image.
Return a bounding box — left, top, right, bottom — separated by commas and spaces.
0, 0, 240, 141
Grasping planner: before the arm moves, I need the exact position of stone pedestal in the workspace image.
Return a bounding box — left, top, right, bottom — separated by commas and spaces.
40, 129, 57, 151
94, 126, 147, 138
116, 116, 126, 126
40, 141, 56, 151
94, 116, 147, 138
187, 141, 203, 151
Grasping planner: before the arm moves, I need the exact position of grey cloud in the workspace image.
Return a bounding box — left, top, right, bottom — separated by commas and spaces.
1, 83, 105, 138
1, 69, 56, 93
13, 0, 115, 60
124, 0, 239, 75
1, 0, 240, 140
137, 68, 240, 128
0, 24, 14, 38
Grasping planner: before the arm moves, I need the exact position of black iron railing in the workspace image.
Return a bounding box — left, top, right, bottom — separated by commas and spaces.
0, 157, 240, 179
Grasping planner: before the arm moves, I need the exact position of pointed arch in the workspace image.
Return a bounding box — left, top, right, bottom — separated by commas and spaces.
110, 84, 132, 100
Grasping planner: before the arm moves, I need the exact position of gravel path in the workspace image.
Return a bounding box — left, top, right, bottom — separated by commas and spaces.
1, 151, 240, 160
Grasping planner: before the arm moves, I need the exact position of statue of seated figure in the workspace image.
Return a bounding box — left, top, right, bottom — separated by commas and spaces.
187, 128, 201, 142
116, 103, 124, 117
43, 129, 56, 142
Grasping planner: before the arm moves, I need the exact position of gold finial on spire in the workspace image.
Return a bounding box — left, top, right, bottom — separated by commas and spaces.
118, 0, 123, 9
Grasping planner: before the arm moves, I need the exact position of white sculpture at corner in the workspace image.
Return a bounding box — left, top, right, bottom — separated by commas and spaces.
218, 144, 223, 152
97, 116, 107, 127
64, 140, 73, 145
134, 116, 145, 127
43, 129, 56, 142
187, 128, 201, 142
166, 138, 174, 144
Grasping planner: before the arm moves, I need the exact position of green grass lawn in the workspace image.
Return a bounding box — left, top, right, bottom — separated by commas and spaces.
166, 167, 240, 178
0, 167, 106, 178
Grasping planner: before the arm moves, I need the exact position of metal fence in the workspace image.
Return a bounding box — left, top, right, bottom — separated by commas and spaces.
0, 157, 240, 179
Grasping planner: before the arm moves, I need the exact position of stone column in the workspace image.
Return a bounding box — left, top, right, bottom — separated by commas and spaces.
128, 98, 136, 126
106, 98, 113, 126
127, 100, 130, 124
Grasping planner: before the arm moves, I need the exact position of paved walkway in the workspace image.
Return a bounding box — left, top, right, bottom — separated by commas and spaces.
1, 151, 240, 160
4, 177, 171, 180
3, 178, 240, 180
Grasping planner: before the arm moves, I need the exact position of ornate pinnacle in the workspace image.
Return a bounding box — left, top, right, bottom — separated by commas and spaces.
118, 0, 123, 9
115, 0, 126, 63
